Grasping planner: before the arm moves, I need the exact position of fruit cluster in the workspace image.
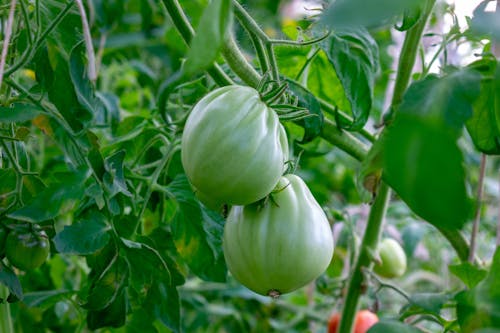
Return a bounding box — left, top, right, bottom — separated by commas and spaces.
181, 85, 334, 297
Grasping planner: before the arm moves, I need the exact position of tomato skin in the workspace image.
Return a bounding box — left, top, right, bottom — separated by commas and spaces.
328, 310, 379, 333
5, 229, 50, 271
181, 85, 289, 206
374, 238, 407, 278
223, 174, 334, 296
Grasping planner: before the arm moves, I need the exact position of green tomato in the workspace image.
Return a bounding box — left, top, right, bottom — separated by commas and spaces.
181, 85, 289, 206
5, 228, 50, 271
223, 174, 334, 297
373, 238, 407, 278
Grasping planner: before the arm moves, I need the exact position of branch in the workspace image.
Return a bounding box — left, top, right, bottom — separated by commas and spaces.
162, 0, 370, 161
160, 0, 232, 86
0, 0, 17, 91
75, 0, 97, 81
338, 1, 436, 331
469, 154, 486, 263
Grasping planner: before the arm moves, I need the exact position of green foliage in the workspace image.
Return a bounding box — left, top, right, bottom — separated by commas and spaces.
0, 0, 499, 332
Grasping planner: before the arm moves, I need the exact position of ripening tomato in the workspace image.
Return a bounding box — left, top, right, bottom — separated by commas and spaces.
223, 174, 334, 297
374, 238, 407, 278
5, 228, 50, 271
181, 85, 289, 207
328, 310, 379, 333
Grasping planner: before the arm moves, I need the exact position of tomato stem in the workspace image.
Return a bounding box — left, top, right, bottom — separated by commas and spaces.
338, 182, 390, 333
339, 1, 436, 332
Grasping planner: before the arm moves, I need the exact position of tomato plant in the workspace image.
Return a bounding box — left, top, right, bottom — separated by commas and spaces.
0, 0, 499, 332
181, 85, 289, 207
223, 174, 334, 296
328, 310, 379, 333
373, 238, 407, 278
5, 227, 50, 271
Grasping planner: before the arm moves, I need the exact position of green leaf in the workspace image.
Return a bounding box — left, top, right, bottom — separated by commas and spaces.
286, 79, 324, 143
396, 72, 481, 134
121, 238, 171, 292
307, 50, 350, 111
0, 262, 23, 301
382, 114, 471, 230
409, 292, 452, 313
83, 255, 129, 311
470, 2, 500, 42
22, 290, 74, 309
0, 104, 43, 123
449, 263, 488, 289
382, 71, 481, 230
69, 41, 107, 123
320, 0, 424, 29
322, 28, 379, 130
103, 150, 131, 198
401, 223, 425, 257
367, 320, 422, 333
466, 59, 500, 154
456, 247, 500, 332
45, 44, 93, 132
8, 171, 88, 222
168, 175, 227, 282
145, 282, 181, 333
87, 288, 127, 330
183, 0, 232, 76
54, 211, 111, 255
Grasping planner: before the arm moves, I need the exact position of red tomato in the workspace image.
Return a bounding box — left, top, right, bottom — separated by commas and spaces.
328, 310, 379, 333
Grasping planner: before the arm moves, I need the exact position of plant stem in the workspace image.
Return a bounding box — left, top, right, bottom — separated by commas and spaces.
0, 284, 14, 333
220, 34, 261, 87
0, 0, 17, 91
75, 0, 97, 81
436, 226, 471, 263
339, 1, 436, 331
386, 0, 436, 122
338, 183, 390, 333
160, 0, 233, 86
321, 119, 368, 161
469, 154, 486, 263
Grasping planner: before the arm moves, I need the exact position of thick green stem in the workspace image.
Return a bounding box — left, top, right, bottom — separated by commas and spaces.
338, 183, 390, 333
321, 119, 368, 161
160, 0, 233, 86
220, 34, 261, 87
339, 1, 436, 332
387, 0, 436, 117
0, 284, 14, 333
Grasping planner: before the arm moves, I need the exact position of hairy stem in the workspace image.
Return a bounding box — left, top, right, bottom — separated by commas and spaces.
338, 183, 391, 333
469, 154, 486, 263
220, 34, 261, 87
321, 119, 368, 161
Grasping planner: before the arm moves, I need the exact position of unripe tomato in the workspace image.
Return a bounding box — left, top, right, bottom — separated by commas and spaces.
5, 228, 50, 271
328, 310, 379, 333
181, 85, 289, 206
223, 174, 334, 297
374, 238, 407, 278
